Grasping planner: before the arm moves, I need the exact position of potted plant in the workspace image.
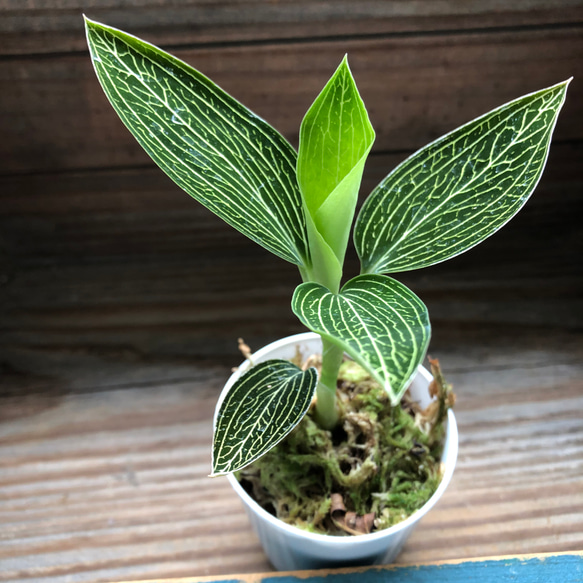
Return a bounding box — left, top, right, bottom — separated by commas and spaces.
84, 17, 569, 571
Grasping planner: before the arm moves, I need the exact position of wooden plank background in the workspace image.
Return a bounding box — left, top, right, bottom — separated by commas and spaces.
1, 1, 582, 581
1, 328, 582, 581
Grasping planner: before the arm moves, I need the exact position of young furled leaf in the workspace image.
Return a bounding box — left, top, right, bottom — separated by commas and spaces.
298, 56, 375, 292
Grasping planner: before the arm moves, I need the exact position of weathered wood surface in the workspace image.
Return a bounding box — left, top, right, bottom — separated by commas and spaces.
1, 327, 582, 581
2, 26, 582, 174
1, 139, 581, 391
2, 1, 583, 56
1, 1, 582, 581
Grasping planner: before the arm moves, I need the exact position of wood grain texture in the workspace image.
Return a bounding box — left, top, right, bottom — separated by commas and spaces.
2, 1, 582, 56
2, 142, 580, 267
1, 26, 582, 175
1, 329, 582, 581
1, 140, 580, 394
1, 1, 582, 580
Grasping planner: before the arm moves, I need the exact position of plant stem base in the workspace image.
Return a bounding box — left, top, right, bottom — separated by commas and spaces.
238, 359, 453, 536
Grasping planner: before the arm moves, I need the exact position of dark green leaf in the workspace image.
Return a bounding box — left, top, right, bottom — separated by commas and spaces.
212, 360, 318, 476
292, 275, 430, 404
355, 80, 571, 274
85, 18, 309, 267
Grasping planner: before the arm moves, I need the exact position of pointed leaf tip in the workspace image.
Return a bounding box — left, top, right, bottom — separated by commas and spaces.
356, 80, 570, 274
212, 360, 318, 475
292, 274, 430, 404
85, 22, 310, 268
297, 53, 375, 286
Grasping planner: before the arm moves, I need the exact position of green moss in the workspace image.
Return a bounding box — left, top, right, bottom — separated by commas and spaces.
237, 358, 454, 535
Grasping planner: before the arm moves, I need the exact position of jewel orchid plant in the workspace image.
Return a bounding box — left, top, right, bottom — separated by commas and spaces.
84, 18, 569, 478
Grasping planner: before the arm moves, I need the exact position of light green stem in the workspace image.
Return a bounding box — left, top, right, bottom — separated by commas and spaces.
300, 220, 344, 429
313, 337, 343, 429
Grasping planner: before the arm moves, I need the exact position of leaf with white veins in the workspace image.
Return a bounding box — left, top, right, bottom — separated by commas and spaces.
85, 18, 309, 267
212, 360, 318, 476
292, 275, 430, 404
355, 80, 571, 274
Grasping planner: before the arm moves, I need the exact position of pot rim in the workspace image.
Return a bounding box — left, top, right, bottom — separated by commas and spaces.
219, 332, 458, 545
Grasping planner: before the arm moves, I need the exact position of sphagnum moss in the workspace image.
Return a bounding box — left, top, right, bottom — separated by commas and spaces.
237, 358, 455, 535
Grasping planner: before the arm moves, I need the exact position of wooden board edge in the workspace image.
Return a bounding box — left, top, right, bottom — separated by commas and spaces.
119, 550, 583, 583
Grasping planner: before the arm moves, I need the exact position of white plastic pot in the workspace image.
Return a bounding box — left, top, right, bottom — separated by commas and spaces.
215, 332, 458, 571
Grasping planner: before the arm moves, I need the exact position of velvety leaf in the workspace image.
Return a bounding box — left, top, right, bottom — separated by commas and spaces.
85, 18, 309, 267
355, 80, 571, 274
212, 360, 318, 476
292, 275, 430, 404
298, 56, 375, 290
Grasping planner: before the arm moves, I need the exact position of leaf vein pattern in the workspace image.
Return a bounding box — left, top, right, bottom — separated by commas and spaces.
90, 25, 308, 266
